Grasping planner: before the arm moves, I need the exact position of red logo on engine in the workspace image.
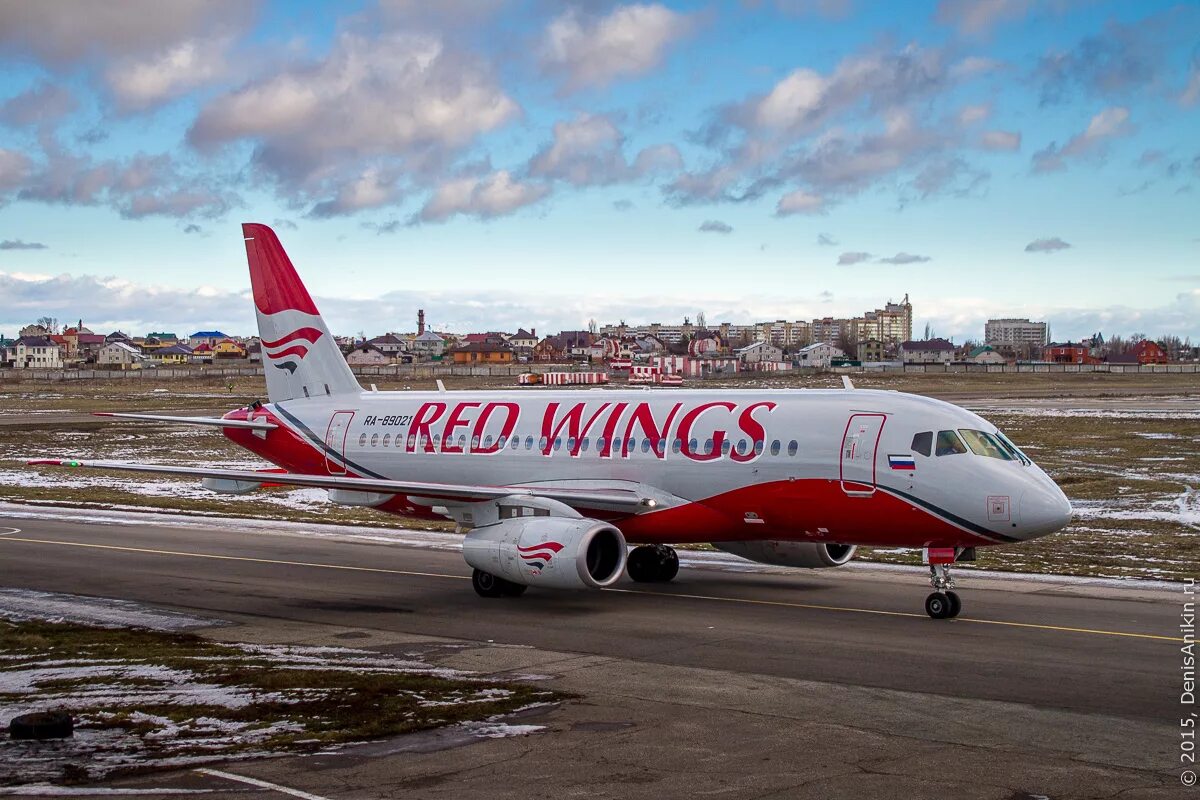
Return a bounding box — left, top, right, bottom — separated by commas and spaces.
517, 541, 564, 572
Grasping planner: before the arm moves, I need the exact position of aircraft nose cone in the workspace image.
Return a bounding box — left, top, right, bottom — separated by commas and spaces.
1019, 487, 1072, 538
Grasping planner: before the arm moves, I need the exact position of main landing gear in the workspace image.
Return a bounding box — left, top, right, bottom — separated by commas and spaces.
925, 563, 962, 620
626, 544, 679, 583
472, 568, 527, 598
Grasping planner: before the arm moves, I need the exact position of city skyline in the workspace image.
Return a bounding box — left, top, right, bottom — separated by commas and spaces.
0, 1, 1197, 340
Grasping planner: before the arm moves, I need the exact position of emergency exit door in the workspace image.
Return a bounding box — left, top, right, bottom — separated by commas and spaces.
840, 413, 886, 495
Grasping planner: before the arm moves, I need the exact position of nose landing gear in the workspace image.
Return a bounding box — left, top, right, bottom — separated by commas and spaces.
925, 563, 962, 619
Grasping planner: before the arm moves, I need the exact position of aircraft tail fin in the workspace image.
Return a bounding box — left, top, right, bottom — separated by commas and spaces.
243, 223, 362, 403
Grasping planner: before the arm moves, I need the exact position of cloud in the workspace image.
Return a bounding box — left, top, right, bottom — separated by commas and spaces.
1035, 11, 1194, 105
188, 31, 520, 211
877, 252, 931, 264
1031, 107, 1131, 173
612, 199, 634, 212
182, 224, 203, 235
0, 1, 252, 65
934, 0, 1031, 35
0, 147, 32, 191
698, 220, 732, 234
980, 130, 1021, 151
837, 251, 871, 265
307, 168, 401, 218
0, 239, 47, 250
10, 148, 236, 219
105, 36, 235, 112
527, 113, 682, 187
745, 1, 852, 19
272, 218, 298, 230
904, 157, 988, 201
957, 103, 991, 125
816, 233, 837, 246
540, 4, 697, 92
1025, 237, 1071, 253
1183, 51, 1200, 107
0, 82, 76, 129
775, 189, 824, 215
417, 170, 549, 223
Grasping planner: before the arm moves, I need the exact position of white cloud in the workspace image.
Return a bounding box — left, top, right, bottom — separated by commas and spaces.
934, 0, 1031, 35
189, 31, 520, 209
541, 4, 696, 92
837, 251, 871, 265
105, 36, 234, 112
698, 220, 733, 234
0, 82, 76, 128
1025, 237, 1071, 253
1032, 107, 1131, 172
528, 113, 681, 186
775, 189, 825, 215
980, 130, 1021, 151
0, 147, 31, 191
957, 103, 991, 125
418, 170, 548, 223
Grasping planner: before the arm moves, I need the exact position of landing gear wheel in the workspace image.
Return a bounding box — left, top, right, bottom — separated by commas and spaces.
925, 591, 952, 620
627, 545, 679, 583
472, 569, 506, 598
945, 590, 962, 618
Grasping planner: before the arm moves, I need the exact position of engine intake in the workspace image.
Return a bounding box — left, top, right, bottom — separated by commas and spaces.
713, 541, 857, 569
463, 517, 627, 589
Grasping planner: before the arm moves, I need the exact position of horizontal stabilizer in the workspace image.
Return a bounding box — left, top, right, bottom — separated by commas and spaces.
93, 412, 276, 431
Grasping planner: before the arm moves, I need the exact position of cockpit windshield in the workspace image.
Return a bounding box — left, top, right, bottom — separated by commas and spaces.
958, 429, 1014, 460
994, 431, 1031, 465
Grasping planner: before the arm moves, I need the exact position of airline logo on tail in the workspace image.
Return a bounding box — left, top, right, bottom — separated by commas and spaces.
518, 541, 564, 572
262, 326, 323, 373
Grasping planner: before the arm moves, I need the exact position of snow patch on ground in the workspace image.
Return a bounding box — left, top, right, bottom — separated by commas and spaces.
0, 588, 224, 631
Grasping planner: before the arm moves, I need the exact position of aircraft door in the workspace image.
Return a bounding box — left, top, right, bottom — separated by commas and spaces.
324, 411, 354, 475
840, 413, 886, 495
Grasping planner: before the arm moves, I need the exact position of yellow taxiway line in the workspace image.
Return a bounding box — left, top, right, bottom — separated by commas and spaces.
0, 535, 1181, 643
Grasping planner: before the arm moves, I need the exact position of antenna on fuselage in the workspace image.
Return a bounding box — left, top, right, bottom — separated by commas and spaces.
842, 375, 855, 390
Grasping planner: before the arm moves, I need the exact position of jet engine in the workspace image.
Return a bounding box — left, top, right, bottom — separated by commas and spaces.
462, 517, 627, 589
713, 540, 857, 568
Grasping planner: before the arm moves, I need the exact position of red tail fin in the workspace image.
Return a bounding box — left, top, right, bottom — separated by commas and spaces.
243, 223, 320, 316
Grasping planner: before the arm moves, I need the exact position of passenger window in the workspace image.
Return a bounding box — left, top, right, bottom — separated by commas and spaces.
382, 434, 390, 447
935, 430, 967, 456
471, 436, 480, 449
358, 433, 367, 447
672, 438, 682, 454
567, 437, 577, 451
958, 429, 1013, 460
525, 436, 534, 450
554, 437, 562, 451
370, 434, 379, 447
787, 440, 798, 456
736, 439, 747, 455
512, 436, 520, 449
641, 438, 651, 453
754, 440, 764, 455
483, 435, 493, 448
581, 438, 590, 452
656, 440, 666, 455
770, 440, 781, 456
597, 437, 607, 451
721, 440, 731, 455
704, 438, 714, 454
689, 437, 698, 453
539, 436, 548, 451
911, 431, 933, 457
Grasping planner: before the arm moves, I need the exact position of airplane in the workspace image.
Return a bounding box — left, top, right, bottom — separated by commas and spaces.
30, 223, 1073, 619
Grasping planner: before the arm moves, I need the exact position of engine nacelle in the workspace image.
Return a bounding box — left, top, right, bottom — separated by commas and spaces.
462, 517, 627, 589
713, 541, 857, 569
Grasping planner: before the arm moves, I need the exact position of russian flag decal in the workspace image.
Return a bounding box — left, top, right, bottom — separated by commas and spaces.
888, 454, 916, 471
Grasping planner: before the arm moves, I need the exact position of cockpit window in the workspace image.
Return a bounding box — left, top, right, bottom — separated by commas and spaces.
958, 429, 1013, 460
911, 431, 933, 457
995, 431, 1031, 465
935, 430, 967, 456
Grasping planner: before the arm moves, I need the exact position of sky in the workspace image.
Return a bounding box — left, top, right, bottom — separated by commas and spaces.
0, 0, 1197, 342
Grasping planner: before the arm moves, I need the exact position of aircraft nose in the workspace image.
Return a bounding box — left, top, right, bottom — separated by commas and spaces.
1019, 486, 1072, 538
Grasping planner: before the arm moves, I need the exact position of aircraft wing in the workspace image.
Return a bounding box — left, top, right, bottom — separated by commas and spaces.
26, 459, 657, 512
93, 412, 277, 431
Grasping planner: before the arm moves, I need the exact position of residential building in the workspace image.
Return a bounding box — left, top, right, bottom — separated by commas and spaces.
13, 336, 63, 368
795, 342, 846, 368
411, 330, 445, 359
735, 340, 783, 364
154, 344, 194, 365
345, 343, 389, 366
1044, 343, 1099, 365
967, 345, 1007, 364
213, 339, 247, 359
850, 295, 912, 343
19, 324, 50, 338
1109, 340, 1169, 365
508, 328, 538, 357
188, 330, 230, 349
451, 341, 514, 364
899, 338, 955, 364
191, 342, 214, 362
809, 317, 848, 346
98, 341, 148, 369
984, 318, 1048, 347
367, 334, 407, 358
858, 338, 886, 362
145, 332, 178, 347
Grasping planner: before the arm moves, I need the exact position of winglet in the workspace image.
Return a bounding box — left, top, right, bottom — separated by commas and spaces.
842, 375, 855, 390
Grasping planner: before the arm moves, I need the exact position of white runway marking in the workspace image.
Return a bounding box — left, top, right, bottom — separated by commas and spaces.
195, 768, 333, 800
0, 527, 20, 537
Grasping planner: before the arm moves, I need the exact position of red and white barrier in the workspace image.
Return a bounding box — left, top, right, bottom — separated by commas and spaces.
541, 371, 609, 385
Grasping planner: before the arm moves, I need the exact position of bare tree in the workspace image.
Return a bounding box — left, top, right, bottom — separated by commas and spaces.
835, 329, 858, 359
696, 311, 707, 330
35, 316, 58, 334
587, 318, 598, 335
